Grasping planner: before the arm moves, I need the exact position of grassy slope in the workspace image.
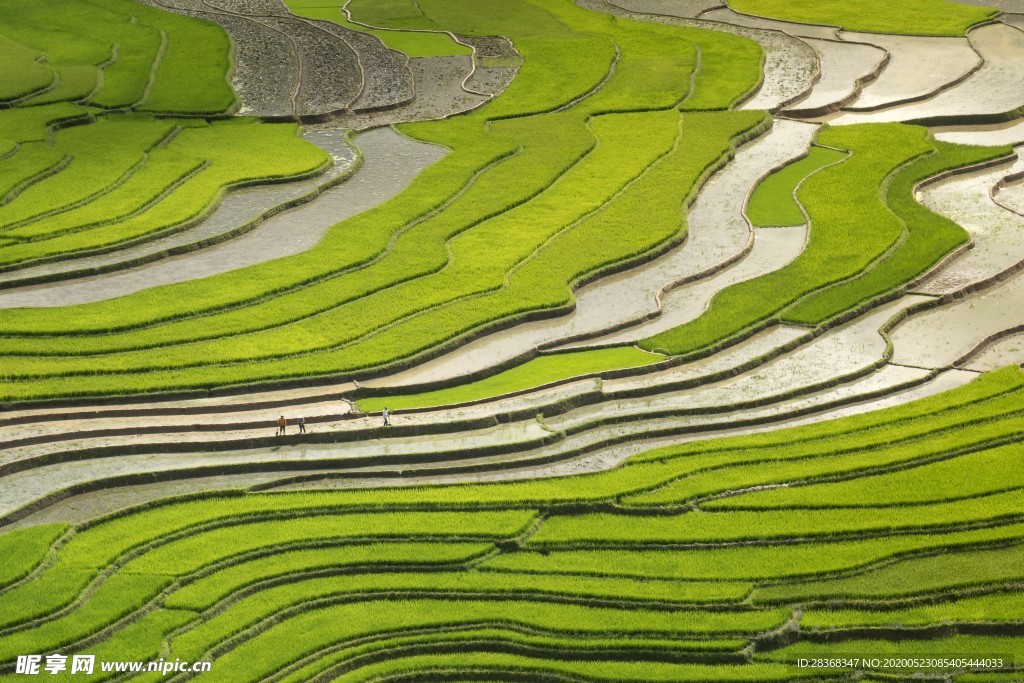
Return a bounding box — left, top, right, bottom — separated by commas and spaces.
1, 368, 1024, 680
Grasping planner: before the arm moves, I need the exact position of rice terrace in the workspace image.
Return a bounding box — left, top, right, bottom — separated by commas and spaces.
5, 0, 1024, 679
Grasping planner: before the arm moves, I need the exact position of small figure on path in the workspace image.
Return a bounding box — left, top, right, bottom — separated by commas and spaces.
298, 416, 307, 434
277, 415, 287, 436
382, 407, 391, 427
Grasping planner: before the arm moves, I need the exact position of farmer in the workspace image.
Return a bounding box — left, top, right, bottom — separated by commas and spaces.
277, 415, 287, 436
382, 407, 391, 427
298, 416, 307, 434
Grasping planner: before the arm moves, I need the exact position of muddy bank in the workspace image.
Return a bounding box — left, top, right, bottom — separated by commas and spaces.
842, 32, 980, 111
914, 153, 1024, 294
825, 23, 1024, 125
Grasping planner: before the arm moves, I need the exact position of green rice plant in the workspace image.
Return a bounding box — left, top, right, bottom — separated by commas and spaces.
167, 569, 752, 613
0, 569, 97, 631
165, 543, 493, 611
136, 9, 236, 114
345, 0, 433, 29
357, 347, 663, 412
488, 522, 1024, 581
532, 487, 1024, 546
277, 629, 748, 683
625, 410, 1024, 507
0, 116, 176, 232
0, 523, 65, 589
784, 139, 1013, 324
802, 591, 1024, 630
708, 443, 1024, 510
22, 65, 99, 106
0, 508, 533, 629
0, 120, 329, 266
285, 1, 472, 57
0, 112, 765, 400
0, 143, 67, 204
0, 35, 54, 103
0, 103, 89, 144
0, 0, 234, 114
262, 651, 801, 683
78, 12, 163, 110
753, 543, 1024, 602
639, 123, 935, 356
167, 572, 757, 665
2, 157, 204, 241
746, 147, 847, 227
125, 513, 523, 576
0, 0, 768, 402
375, 655, 800, 681
0, 573, 171, 663
628, 366, 1024, 463
0, 108, 679, 376
9, 609, 197, 683
727, 0, 997, 36
193, 597, 789, 682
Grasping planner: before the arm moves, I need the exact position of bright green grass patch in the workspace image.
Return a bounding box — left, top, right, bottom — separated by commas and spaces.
726, 0, 997, 36
784, 139, 1013, 324
357, 347, 663, 412
0, 524, 65, 589
639, 125, 1009, 355
23, 65, 99, 106
0, 119, 329, 266
125, 514, 517, 575
803, 591, 1024, 630
708, 443, 1024, 510
3, 372, 1024, 668
640, 123, 934, 356
267, 651, 802, 683
753, 543, 1024, 603
277, 629, 748, 683
0, 116, 176, 232
286, 1, 472, 57
0, 111, 765, 400
345, 0, 439, 30
486, 522, 1024, 581
746, 146, 846, 227
532, 487, 1024, 545
0, 35, 53, 103
0, 0, 235, 114
0, 103, 89, 144
629, 366, 1024, 463
0, 573, 171, 662
8, 609, 197, 683
165, 542, 492, 611
201, 598, 789, 683
166, 572, 757, 665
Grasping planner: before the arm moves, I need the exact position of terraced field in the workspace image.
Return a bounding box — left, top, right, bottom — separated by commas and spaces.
3, 0, 1024, 679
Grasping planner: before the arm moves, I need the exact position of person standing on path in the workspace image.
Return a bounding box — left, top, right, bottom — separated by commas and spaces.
382, 407, 391, 427
277, 415, 287, 436
298, 416, 307, 434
